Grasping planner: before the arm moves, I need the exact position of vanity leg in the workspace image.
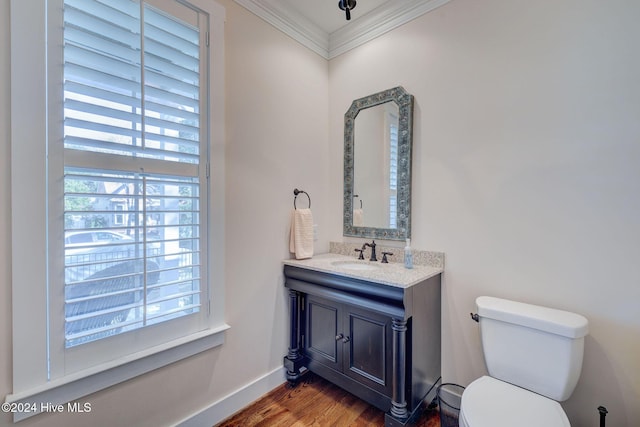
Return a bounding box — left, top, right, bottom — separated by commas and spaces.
283, 289, 304, 385
386, 318, 409, 426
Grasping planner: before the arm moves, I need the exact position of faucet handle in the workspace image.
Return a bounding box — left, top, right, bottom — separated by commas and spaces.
354, 248, 365, 260
381, 252, 393, 263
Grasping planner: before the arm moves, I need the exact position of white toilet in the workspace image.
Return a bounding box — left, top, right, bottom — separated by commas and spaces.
459, 296, 589, 427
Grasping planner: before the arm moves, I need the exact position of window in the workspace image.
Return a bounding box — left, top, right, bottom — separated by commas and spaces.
8, 0, 226, 420
63, 0, 205, 348
113, 204, 126, 225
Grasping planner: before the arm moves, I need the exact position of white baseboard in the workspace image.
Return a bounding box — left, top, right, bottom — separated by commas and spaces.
173, 367, 287, 427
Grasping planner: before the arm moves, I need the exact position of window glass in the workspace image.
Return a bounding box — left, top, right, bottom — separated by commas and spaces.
63, 0, 203, 348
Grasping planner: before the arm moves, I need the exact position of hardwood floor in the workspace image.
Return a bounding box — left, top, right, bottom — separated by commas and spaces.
216, 372, 441, 427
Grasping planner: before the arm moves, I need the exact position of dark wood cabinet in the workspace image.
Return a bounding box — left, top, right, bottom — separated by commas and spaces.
306, 294, 393, 397
283, 264, 441, 427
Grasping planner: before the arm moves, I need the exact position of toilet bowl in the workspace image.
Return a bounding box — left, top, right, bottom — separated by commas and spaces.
459, 376, 570, 427
459, 296, 588, 427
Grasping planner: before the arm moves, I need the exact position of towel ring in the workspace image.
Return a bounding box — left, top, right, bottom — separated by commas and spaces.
353, 194, 362, 209
293, 188, 311, 209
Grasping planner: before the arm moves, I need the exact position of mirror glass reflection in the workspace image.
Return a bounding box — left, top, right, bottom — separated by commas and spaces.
343, 86, 414, 241
353, 102, 399, 229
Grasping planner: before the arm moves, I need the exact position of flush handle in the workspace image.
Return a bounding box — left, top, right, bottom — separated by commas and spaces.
470, 313, 479, 322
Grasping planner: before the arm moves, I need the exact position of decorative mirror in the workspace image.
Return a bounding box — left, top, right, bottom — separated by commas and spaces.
343, 86, 414, 240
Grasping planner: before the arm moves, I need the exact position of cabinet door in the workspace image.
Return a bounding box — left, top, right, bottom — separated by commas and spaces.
305, 295, 342, 371
343, 305, 393, 396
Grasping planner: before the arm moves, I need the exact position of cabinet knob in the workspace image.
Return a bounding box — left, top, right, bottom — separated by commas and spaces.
335, 334, 344, 341
342, 336, 350, 343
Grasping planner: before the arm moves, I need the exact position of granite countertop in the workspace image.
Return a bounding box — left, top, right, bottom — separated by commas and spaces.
283, 253, 443, 288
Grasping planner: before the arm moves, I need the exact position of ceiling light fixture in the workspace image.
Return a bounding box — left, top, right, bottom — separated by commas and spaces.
338, 0, 357, 20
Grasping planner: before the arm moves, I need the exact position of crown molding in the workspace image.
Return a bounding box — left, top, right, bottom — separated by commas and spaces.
234, 0, 329, 58
234, 0, 451, 60
329, 0, 451, 58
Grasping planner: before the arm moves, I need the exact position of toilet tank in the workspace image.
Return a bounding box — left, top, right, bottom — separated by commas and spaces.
476, 296, 589, 401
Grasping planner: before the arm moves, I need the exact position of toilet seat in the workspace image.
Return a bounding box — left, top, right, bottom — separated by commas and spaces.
459, 376, 571, 427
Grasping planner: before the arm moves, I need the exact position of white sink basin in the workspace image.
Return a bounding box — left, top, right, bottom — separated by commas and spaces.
330, 260, 380, 271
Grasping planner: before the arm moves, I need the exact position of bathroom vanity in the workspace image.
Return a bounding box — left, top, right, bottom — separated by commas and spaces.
283, 252, 442, 427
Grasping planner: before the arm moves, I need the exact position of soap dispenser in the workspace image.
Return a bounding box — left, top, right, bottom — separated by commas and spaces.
404, 238, 413, 269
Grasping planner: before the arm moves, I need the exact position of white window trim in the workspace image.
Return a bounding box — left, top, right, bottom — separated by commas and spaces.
6, 0, 227, 422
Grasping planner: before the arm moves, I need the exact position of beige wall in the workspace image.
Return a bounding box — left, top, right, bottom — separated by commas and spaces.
0, 0, 329, 426
2, 0, 639, 426
329, 0, 640, 425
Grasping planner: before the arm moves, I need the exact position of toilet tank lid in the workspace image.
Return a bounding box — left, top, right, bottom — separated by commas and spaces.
476, 296, 589, 338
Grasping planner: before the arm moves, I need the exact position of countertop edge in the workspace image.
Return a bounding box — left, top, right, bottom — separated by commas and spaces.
283, 253, 443, 288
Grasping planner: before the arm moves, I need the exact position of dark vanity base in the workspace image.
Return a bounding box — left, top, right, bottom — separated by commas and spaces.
384, 381, 439, 427
305, 359, 440, 427
285, 361, 438, 427
283, 354, 305, 385
283, 265, 442, 427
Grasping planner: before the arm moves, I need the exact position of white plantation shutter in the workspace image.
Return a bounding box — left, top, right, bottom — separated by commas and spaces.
389, 122, 398, 228
64, 0, 201, 163
9, 0, 225, 416
63, 0, 205, 347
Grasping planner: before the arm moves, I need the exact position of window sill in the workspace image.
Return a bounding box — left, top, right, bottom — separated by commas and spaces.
4, 324, 229, 423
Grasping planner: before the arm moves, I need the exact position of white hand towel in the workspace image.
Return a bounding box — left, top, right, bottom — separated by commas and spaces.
353, 208, 364, 226
289, 208, 314, 259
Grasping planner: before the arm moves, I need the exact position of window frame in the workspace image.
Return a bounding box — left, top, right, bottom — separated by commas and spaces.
6, 0, 227, 421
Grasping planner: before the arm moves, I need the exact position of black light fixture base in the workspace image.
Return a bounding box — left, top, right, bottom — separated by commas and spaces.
338, 0, 357, 20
